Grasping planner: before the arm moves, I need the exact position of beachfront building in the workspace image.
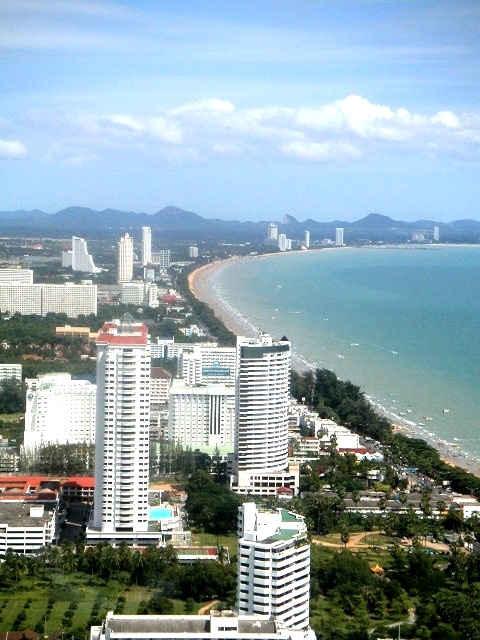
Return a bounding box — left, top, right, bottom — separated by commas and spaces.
267, 223, 279, 240
179, 344, 237, 385
433, 225, 440, 242
91, 611, 316, 640
121, 282, 159, 308
167, 380, 235, 450
87, 315, 190, 547
335, 227, 344, 246
23, 373, 96, 453
230, 334, 299, 496
189, 245, 199, 258
118, 233, 134, 283
141, 226, 152, 266
304, 230, 310, 248
0, 282, 97, 317
278, 234, 288, 251
237, 502, 311, 631
62, 236, 101, 273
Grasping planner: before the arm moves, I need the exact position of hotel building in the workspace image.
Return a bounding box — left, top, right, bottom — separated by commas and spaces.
87, 315, 190, 546
231, 334, 298, 496
141, 227, 152, 266
179, 344, 237, 385
167, 380, 235, 450
335, 227, 344, 246
0, 268, 33, 284
23, 373, 96, 452
0, 282, 97, 317
118, 233, 134, 283
237, 503, 311, 631
62, 236, 101, 273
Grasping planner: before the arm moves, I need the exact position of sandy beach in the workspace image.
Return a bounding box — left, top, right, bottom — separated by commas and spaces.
189, 255, 480, 479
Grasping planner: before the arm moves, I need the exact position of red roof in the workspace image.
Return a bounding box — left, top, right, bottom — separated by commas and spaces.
97, 321, 148, 346
276, 487, 294, 494
62, 477, 95, 489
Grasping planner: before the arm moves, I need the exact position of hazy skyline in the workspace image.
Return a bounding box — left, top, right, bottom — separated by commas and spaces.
1, 0, 479, 222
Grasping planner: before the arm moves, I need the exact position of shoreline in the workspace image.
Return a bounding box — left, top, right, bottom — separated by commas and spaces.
188, 253, 480, 479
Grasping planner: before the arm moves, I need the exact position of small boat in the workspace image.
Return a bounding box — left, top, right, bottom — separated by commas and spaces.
443, 409, 450, 413
424, 416, 433, 421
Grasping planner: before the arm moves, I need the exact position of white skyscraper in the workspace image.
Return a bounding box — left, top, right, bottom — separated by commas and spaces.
23, 373, 96, 452
304, 230, 310, 248
65, 236, 101, 273
278, 233, 288, 251
335, 227, 344, 246
267, 223, 279, 240
91, 316, 150, 535
141, 227, 152, 266
231, 334, 298, 496
118, 233, 134, 283
237, 502, 311, 631
433, 225, 440, 242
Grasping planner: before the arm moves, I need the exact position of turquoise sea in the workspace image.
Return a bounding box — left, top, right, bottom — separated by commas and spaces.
212, 246, 480, 469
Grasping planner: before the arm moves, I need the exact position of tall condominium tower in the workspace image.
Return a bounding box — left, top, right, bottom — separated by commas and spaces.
141, 227, 152, 266
237, 502, 311, 630
230, 334, 298, 496
72, 236, 101, 273
304, 230, 310, 249
335, 227, 344, 246
267, 223, 279, 240
91, 315, 150, 535
118, 233, 134, 283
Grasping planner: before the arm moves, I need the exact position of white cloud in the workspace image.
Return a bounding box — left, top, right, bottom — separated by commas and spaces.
8, 95, 480, 165
0, 139, 27, 158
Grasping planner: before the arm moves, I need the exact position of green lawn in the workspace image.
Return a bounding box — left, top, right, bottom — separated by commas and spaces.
190, 532, 238, 557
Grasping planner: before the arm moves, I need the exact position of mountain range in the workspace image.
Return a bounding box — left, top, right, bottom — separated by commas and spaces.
1, 206, 479, 244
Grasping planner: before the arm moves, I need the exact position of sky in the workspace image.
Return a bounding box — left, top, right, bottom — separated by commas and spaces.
1, 0, 479, 222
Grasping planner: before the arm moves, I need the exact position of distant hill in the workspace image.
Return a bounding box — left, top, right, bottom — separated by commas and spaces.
1, 207, 479, 244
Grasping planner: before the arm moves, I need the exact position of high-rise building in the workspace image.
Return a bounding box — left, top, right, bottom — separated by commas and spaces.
231, 334, 298, 496
433, 225, 440, 242
304, 230, 310, 249
179, 344, 237, 385
267, 223, 279, 240
87, 315, 190, 547
23, 373, 96, 452
118, 233, 134, 283
189, 246, 199, 258
151, 250, 171, 268
0, 364, 22, 382
90, 316, 151, 535
62, 237, 101, 273
335, 227, 344, 246
237, 502, 311, 630
141, 227, 152, 266
278, 234, 287, 251
0, 282, 97, 317
167, 380, 235, 450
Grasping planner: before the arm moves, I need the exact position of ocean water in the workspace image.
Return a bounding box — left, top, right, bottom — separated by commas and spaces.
213, 246, 480, 468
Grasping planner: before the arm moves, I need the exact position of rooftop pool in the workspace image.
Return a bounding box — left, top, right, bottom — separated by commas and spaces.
149, 506, 173, 521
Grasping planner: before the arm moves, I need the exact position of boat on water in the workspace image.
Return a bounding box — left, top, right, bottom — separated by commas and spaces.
424, 416, 433, 421
443, 409, 450, 413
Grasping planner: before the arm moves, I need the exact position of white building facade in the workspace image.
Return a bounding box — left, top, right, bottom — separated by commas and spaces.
90, 317, 151, 535
231, 334, 297, 496
237, 503, 311, 631
141, 227, 152, 266
179, 344, 237, 385
167, 380, 235, 449
62, 236, 101, 273
23, 373, 96, 452
335, 228, 344, 246
0, 282, 97, 317
118, 233, 134, 283
0, 364, 22, 382
0, 268, 33, 284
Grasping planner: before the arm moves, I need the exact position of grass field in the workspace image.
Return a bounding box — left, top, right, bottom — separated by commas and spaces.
0, 572, 209, 634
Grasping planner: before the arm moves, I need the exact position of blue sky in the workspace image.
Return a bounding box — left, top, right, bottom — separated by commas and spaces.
1, 0, 479, 222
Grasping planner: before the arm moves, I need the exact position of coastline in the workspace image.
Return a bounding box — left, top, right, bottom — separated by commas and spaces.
188, 253, 480, 479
